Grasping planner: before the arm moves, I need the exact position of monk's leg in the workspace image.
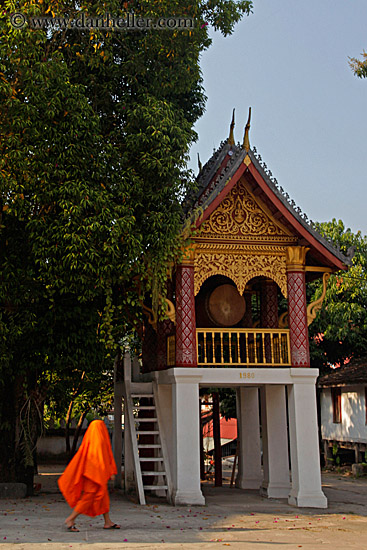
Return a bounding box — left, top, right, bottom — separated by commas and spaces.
103, 511, 121, 529
102, 488, 120, 529
65, 509, 80, 531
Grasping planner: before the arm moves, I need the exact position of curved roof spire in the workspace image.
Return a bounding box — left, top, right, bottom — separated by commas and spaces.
197, 152, 203, 172
228, 108, 235, 145
242, 107, 252, 152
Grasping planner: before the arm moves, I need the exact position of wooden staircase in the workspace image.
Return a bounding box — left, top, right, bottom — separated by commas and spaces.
123, 381, 172, 505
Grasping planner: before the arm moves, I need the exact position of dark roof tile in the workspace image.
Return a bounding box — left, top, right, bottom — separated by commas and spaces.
318, 357, 367, 387
186, 140, 351, 267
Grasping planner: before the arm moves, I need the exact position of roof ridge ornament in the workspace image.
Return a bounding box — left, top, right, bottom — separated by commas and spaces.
228, 108, 235, 145
242, 107, 251, 151
197, 152, 203, 172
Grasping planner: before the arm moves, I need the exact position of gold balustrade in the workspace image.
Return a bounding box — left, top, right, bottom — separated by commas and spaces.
196, 328, 291, 367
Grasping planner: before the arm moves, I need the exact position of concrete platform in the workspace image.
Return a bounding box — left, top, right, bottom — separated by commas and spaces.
0, 465, 367, 549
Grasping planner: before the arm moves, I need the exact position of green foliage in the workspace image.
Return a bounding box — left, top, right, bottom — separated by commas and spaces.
309, 219, 367, 372
200, 388, 237, 420
349, 51, 367, 79
0, 0, 252, 480
219, 388, 237, 420
1, 0, 253, 349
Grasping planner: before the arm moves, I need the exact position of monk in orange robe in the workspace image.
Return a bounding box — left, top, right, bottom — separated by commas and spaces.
58, 420, 120, 532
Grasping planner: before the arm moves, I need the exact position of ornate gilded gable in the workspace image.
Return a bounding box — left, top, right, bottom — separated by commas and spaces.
199, 179, 296, 244
194, 243, 288, 297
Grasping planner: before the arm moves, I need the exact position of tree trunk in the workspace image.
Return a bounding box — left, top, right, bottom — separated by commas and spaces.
70, 410, 88, 458
0, 374, 43, 495
65, 401, 74, 455
65, 371, 86, 457
212, 392, 222, 487
0, 378, 17, 483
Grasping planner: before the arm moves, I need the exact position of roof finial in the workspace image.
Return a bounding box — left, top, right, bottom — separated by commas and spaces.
242, 107, 252, 152
228, 108, 235, 145
197, 152, 203, 172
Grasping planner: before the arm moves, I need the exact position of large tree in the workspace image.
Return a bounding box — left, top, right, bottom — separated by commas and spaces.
309, 219, 367, 373
0, 0, 253, 487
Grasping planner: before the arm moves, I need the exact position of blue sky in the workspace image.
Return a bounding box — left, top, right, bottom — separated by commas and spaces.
189, 0, 367, 235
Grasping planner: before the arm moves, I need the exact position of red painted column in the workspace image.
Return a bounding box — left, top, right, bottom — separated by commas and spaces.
286, 247, 310, 367
243, 291, 253, 327
260, 279, 278, 329
175, 261, 197, 368
260, 279, 279, 363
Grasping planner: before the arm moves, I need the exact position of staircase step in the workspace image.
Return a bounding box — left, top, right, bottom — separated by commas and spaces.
143, 485, 168, 491
130, 382, 153, 393
143, 485, 168, 490
139, 457, 164, 462
125, 382, 171, 505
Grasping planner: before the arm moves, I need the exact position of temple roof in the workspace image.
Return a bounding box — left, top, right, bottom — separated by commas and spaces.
185, 137, 351, 272
318, 357, 367, 387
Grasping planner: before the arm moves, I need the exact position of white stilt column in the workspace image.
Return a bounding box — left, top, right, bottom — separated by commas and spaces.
113, 355, 123, 488
236, 387, 262, 489
287, 370, 327, 508
171, 375, 205, 505
154, 382, 173, 468
261, 385, 291, 498
123, 397, 135, 493
122, 353, 135, 493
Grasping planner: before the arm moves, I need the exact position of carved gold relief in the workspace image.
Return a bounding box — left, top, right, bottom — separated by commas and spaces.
162, 297, 176, 325
143, 295, 176, 331
243, 155, 251, 167
286, 246, 310, 271
200, 179, 295, 243
194, 244, 287, 297
307, 272, 330, 326
278, 311, 288, 329
181, 243, 196, 265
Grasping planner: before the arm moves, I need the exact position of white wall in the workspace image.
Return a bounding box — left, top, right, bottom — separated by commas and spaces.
320, 386, 367, 443
37, 436, 66, 456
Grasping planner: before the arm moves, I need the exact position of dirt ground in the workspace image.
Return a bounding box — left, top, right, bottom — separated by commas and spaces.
1, 464, 367, 549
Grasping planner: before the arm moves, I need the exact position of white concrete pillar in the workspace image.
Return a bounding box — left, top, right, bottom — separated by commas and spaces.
236, 387, 262, 489
154, 383, 173, 467
261, 385, 291, 498
153, 382, 173, 500
121, 353, 135, 492
171, 375, 205, 505
287, 370, 327, 508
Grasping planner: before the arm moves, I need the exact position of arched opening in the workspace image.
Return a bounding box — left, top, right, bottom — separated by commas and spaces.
195, 275, 288, 367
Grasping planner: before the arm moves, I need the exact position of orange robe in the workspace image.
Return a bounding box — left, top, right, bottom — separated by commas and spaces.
58, 420, 117, 517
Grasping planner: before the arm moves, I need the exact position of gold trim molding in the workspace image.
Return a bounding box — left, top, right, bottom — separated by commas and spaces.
180, 243, 196, 265
194, 243, 287, 297
286, 246, 310, 271
243, 155, 251, 167
307, 272, 330, 326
